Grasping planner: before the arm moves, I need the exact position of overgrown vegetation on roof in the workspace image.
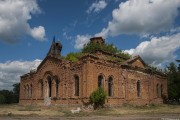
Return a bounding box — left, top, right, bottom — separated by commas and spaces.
65, 41, 131, 62
64, 52, 83, 62
82, 42, 118, 54
82, 42, 131, 58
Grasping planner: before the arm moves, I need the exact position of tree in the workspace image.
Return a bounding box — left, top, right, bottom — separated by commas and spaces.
0, 90, 13, 104
166, 62, 180, 99
89, 87, 107, 109
0, 83, 20, 104
12, 83, 20, 103
0, 94, 5, 104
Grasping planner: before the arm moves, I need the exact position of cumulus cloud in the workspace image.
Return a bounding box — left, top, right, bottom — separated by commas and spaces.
95, 27, 109, 38
97, 0, 180, 37
86, 0, 107, 14
124, 33, 180, 66
30, 26, 46, 41
75, 34, 91, 49
0, 59, 42, 90
0, 0, 46, 43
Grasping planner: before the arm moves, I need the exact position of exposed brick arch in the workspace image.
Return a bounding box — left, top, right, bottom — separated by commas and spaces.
43, 71, 53, 80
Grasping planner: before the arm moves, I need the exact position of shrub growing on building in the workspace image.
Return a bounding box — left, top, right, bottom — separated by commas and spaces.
89, 87, 107, 109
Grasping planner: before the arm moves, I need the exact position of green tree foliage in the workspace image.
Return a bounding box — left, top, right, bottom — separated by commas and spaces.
165, 62, 180, 99
0, 83, 20, 104
0, 90, 14, 104
0, 94, 5, 104
13, 83, 20, 103
89, 87, 107, 109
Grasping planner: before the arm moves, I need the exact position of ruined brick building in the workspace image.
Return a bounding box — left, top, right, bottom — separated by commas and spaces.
19, 37, 167, 106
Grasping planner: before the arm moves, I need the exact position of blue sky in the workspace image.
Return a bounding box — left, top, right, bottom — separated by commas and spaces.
0, 0, 180, 90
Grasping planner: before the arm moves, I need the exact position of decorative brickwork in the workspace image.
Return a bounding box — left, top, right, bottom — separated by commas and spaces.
19, 37, 167, 106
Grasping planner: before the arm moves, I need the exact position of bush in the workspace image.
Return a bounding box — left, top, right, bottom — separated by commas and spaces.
90, 87, 107, 109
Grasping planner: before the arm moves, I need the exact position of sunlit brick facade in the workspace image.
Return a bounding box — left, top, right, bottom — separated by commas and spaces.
19, 37, 167, 106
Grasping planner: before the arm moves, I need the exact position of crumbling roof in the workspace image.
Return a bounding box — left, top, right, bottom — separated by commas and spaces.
123, 55, 147, 67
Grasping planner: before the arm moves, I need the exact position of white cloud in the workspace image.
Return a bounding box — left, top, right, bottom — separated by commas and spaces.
75, 34, 91, 49
86, 0, 107, 14
97, 0, 180, 37
95, 27, 109, 38
30, 26, 46, 41
0, 59, 42, 90
124, 49, 134, 55
0, 0, 46, 43
124, 33, 180, 66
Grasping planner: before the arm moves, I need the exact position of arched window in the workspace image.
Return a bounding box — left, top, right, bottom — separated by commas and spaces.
47, 76, 52, 97
108, 77, 113, 97
137, 80, 141, 97
55, 79, 59, 97
98, 75, 104, 88
30, 84, 32, 98
156, 84, 159, 97
24, 85, 26, 98
161, 84, 163, 97
27, 85, 29, 98
74, 75, 79, 96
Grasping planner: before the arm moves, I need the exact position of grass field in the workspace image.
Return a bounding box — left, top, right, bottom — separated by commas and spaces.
0, 104, 180, 117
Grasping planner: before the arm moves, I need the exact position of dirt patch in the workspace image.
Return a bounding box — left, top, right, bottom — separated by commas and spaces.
0, 104, 64, 117
0, 104, 180, 117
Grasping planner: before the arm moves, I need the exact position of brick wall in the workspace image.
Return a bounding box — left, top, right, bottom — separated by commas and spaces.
19, 55, 167, 106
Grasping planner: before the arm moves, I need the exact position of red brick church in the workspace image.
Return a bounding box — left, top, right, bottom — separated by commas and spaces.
19, 37, 167, 106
